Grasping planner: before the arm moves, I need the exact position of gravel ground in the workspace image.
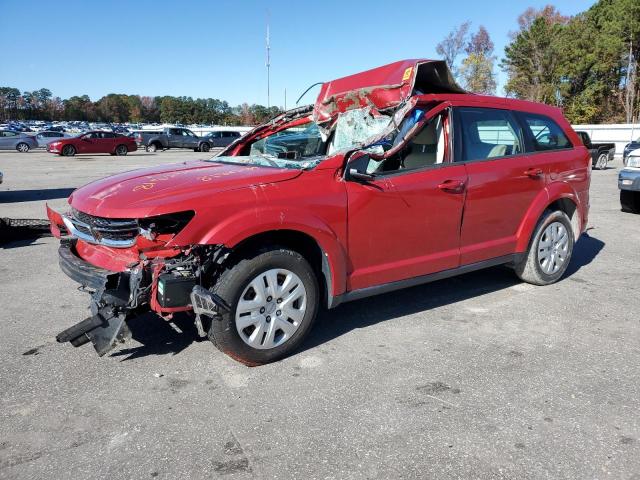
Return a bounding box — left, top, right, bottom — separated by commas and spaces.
0, 150, 638, 479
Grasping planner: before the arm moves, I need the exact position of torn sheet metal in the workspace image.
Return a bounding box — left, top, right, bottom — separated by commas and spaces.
313, 60, 464, 125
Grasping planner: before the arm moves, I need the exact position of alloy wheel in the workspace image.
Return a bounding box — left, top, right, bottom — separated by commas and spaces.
596, 154, 608, 169
537, 221, 569, 275
17, 143, 29, 153
235, 268, 307, 350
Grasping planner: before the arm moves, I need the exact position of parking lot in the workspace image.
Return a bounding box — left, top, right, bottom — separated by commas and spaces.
0, 150, 638, 479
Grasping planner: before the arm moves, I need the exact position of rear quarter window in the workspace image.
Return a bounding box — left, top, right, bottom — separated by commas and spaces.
517, 113, 572, 152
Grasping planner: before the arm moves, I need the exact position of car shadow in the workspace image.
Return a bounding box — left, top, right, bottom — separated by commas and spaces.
110, 312, 203, 361
0, 188, 75, 203
105, 232, 605, 360
563, 231, 605, 277
0, 218, 52, 248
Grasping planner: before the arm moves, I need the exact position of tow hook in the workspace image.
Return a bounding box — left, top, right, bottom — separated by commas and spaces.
56, 306, 131, 356
190, 286, 230, 337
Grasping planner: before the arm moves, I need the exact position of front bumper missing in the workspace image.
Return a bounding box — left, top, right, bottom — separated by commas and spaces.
56, 240, 138, 356
56, 307, 130, 356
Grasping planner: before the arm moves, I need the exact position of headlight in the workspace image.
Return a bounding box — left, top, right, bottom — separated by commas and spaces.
627, 155, 640, 168
138, 211, 194, 239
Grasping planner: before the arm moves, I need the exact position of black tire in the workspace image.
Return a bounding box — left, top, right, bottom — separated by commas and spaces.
200, 142, 211, 153
16, 142, 30, 153
146, 143, 158, 153
514, 210, 574, 286
620, 190, 640, 214
62, 145, 76, 157
115, 144, 128, 156
208, 246, 319, 365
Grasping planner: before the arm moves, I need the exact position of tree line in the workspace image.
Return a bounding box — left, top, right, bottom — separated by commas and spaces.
438, 0, 639, 123
2, 0, 638, 126
0, 88, 282, 126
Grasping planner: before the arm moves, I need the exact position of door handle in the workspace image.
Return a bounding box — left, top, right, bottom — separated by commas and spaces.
525, 167, 543, 178
437, 179, 466, 193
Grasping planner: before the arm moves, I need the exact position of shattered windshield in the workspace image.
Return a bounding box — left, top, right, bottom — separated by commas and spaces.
210, 122, 326, 170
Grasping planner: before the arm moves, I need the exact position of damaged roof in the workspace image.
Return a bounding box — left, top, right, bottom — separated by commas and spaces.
313, 59, 466, 124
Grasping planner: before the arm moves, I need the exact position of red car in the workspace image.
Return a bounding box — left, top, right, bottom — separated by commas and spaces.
47, 60, 590, 364
48, 131, 137, 156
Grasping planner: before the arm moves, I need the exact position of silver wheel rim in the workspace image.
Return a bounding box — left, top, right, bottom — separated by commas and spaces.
18, 143, 28, 152
235, 268, 307, 350
597, 154, 607, 169
538, 221, 569, 275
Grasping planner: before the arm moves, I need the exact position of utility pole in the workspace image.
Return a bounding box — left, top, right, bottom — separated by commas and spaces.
284, 88, 287, 111
266, 12, 271, 110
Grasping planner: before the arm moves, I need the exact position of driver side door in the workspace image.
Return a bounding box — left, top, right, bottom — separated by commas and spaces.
345, 110, 468, 291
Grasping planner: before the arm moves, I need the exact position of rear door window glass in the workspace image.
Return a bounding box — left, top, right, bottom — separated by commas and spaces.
456, 108, 524, 162
519, 113, 572, 151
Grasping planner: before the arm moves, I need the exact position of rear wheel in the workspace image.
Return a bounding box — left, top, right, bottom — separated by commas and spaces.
200, 142, 210, 153
621, 190, 640, 213
514, 210, 574, 286
208, 246, 319, 365
595, 153, 608, 170
115, 144, 128, 156
62, 145, 76, 156
16, 142, 30, 153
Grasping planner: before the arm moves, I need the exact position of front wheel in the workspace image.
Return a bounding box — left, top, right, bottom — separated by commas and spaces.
16, 142, 30, 153
595, 153, 608, 170
514, 210, 574, 286
200, 142, 210, 152
146, 143, 158, 153
115, 144, 128, 156
621, 190, 640, 213
62, 145, 76, 156
208, 247, 319, 365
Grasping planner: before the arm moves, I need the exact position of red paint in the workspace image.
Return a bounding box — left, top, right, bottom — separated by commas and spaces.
49, 60, 590, 315
47, 131, 137, 156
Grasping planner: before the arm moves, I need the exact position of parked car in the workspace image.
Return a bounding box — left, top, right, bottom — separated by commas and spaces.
35, 130, 69, 147
0, 130, 38, 152
619, 148, 640, 213
47, 131, 137, 156
202, 130, 242, 147
134, 127, 212, 152
48, 59, 590, 365
576, 131, 616, 169
623, 137, 640, 166
0, 170, 3, 184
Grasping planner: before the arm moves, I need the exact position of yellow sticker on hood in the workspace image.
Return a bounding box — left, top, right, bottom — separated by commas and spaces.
402, 67, 413, 82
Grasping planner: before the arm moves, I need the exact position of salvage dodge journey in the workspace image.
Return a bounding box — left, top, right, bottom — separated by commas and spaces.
48, 60, 591, 365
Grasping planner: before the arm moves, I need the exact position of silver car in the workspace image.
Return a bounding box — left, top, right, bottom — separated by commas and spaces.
0, 130, 38, 152
35, 130, 69, 148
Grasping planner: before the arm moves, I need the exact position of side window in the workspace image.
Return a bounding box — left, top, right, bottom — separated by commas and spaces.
169, 128, 181, 135
456, 108, 523, 162
519, 113, 572, 151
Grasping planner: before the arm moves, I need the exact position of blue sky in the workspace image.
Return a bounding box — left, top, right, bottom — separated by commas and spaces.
0, 0, 596, 107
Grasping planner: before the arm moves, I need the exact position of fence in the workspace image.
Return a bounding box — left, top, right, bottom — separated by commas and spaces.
571, 123, 640, 158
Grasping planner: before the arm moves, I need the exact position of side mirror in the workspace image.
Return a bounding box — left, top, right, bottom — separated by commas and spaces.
348, 168, 375, 182
346, 151, 376, 182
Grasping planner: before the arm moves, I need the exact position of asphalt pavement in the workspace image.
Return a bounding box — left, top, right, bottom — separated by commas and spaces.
0, 150, 638, 479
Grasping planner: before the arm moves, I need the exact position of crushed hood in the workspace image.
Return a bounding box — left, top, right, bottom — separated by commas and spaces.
69, 160, 301, 218
313, 59, 465, 124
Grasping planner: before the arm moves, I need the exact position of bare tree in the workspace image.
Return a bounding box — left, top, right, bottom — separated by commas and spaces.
436, 21, 471, 79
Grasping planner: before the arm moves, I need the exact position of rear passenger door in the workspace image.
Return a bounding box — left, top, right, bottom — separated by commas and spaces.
167, 128, 183, 148
453, 107, 551, 265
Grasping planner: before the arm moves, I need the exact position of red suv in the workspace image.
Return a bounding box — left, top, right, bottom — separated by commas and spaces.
47, 60, 590, 365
